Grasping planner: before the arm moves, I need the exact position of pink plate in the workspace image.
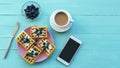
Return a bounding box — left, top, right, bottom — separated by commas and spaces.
17, 26, 54, 62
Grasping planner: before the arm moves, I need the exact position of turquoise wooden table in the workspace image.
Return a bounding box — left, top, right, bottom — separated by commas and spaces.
0, 0, 120, 68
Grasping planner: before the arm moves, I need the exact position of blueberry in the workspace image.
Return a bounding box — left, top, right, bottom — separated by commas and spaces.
43, 42, 46, 46
35, 53, 38, 56
31, 51, 34, 53
24, 4, 39, 20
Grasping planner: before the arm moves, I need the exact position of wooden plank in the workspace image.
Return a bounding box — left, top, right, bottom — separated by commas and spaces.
0, 47, 120, 68
0, 16, 120, 35
0, 0, 120, 15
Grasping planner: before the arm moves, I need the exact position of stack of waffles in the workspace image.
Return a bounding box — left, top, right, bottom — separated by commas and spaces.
16, 26, 55, 64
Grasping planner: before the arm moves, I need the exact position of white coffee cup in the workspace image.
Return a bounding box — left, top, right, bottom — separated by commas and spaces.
50, 9, 74, 32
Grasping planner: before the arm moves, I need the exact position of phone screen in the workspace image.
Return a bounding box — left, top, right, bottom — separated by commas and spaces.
59, 38, 80, 63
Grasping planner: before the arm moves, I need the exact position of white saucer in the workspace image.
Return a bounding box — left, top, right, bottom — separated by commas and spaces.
49, 10, 72, 32
50, 20, 72, 32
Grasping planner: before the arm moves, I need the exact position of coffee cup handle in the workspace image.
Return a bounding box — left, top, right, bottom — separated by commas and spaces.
70, 19, 74, 23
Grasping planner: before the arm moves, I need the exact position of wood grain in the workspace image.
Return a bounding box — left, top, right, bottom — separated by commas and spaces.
0, 0, 120, 68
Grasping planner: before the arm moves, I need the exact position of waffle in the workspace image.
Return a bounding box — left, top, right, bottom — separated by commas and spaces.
16, 31, 35, 50
38, 39, 55, 56
23, 46, 42, 64
30, 26, 47, 38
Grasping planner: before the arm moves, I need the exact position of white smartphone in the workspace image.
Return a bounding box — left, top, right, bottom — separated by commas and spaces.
57, 35, 82, 66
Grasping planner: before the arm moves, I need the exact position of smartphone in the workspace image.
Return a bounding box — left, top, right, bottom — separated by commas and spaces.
57, 35, 82, 66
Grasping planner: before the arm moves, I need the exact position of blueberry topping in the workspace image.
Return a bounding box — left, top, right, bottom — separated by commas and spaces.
34, 28, 43, 35
21, 36, 30, 43
42, 42, 49, 50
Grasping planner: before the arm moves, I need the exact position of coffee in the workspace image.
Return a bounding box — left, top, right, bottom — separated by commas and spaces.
55, 12, 68, 26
